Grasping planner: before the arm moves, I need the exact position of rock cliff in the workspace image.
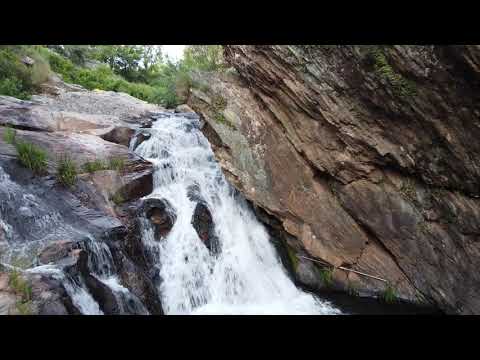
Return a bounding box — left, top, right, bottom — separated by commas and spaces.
187, 45, 480, 314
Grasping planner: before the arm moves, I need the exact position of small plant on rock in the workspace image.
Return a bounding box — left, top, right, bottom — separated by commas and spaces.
110, 191, 125, 206
57, 154, 77, 187
3, 125, 16, 145
319, 267, 334, 287
382, 283, 397, 304
82, 159, 107, 173
108, 157, 126, 172
15, 140, 48, 175
8, 269, 33, 315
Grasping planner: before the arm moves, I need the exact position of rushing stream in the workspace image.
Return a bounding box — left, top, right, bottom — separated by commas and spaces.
134, 113, 340, 315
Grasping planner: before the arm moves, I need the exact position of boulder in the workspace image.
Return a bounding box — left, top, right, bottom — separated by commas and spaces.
138, 198, 176, 240
191, 202, 220, 255
132, 132, 151, 150
100, 126, 135, 147
38, 240, 81, 265
175, 104, 195, 113
82, 273, 120, 314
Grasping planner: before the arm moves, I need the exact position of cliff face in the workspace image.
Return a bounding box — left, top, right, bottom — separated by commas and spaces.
188, 45, 480, 314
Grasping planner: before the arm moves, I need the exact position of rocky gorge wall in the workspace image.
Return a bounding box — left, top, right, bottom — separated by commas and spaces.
187, 45, 480, 314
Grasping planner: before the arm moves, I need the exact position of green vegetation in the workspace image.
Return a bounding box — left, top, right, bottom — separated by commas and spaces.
15, 140, 48, 175
110, 191, 125, 206
8, 269, 33, 315
1, 45, 227, 108
183, 45, 225, 72
108, 157, 126, 172
81, 157, 126, 174
57, 155, 77, 187
370, 47, 416, 98
82, 159, 108, 173
285, 245, 299, 272
3, 125, 16, 144
319, 267, 334, 287
382, 283, 397, 304
0, 45, 52, 99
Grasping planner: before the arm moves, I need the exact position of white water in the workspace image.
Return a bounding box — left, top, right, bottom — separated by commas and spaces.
26, 264, 103, 315
135, 114, 340, 315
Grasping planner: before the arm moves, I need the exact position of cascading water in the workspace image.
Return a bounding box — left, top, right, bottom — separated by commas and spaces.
0, 163, 147, 315
135, 113, 341, 315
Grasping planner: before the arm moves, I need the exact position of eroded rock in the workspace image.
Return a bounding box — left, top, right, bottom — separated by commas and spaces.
138, 198, 176, 240
191, 202, 220, 255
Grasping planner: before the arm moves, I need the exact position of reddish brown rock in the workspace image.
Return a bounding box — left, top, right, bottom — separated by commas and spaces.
188, 45, 480, 314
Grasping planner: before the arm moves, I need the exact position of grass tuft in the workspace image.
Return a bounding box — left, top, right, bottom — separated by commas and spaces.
3, 125, 16, 145
382, 283, 397, 304
109, 191, 125, 206
15, 140, 48, 175
108, 157, 126, 172
57, 154, 77, 187
8, 269, 33, 315
82, 159, 107, 173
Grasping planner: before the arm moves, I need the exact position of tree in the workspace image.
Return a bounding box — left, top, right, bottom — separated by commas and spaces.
95, 45, 144, 82
182, 45, 224, 71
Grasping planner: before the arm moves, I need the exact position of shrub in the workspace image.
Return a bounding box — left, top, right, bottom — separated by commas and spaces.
3, 126, 16, 145
82, 159, 107, 173
0, 48, 33, 99
57, 155, 77, 187
382, 283, 397, 304
15, 140, 48, 175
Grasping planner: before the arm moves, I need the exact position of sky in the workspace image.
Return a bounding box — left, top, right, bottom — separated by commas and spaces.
162, 45, 186, 62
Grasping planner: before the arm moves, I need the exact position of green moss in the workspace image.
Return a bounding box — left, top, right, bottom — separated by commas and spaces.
319, 268, 334, 288
370, 47, 417, 98
3, 125, 16, 145
15, 140, 48, 175
285, 245, 299, 272
57, 155, 77, 187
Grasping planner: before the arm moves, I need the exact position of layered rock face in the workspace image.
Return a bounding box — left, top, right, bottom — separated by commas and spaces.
0, 80, 165, 314
187, 45, 480, 314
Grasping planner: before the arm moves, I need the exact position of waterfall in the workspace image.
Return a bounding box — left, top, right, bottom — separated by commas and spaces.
135, 113, 340, 315
0, 163, 147, 315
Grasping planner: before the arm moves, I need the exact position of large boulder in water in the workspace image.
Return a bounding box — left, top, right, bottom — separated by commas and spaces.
138, 198, 176, 240
191, 202, 220, 256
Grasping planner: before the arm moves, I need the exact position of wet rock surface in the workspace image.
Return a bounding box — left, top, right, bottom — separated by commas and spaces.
138, 198, 176, 240
188, 45, 480, 314
0, 79, 163, 315
191, 202, 220, 256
